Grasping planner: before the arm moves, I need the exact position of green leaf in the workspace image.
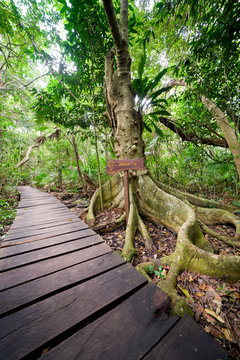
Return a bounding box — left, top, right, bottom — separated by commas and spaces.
146, 69, 169, 93
152, 123, 165, 138
177, 284, 190, 298
138, 52, 147, 79
148, 265, 154, 273
132, 78, 142, 95
143, 121, 152, 133
149, 110, 171, 117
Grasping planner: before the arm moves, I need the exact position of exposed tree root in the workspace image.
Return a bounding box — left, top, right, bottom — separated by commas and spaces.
154, 178, 237, 212
196, 207, 240, 247
199, 222, 240, 248
87, 173, 240, 316
92, 213, 126, 234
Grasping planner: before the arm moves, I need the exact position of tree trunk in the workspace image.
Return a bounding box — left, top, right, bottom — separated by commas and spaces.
87, 0, 240, 316
71, 135, 87, 193
202, 96, 240, 178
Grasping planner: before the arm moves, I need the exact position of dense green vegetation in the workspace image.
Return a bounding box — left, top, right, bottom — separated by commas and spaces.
1, 0, 239, 197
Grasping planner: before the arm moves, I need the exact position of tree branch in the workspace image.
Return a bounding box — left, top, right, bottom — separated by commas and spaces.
16, 129, 61, 168
102, 0, 122, 48
23, 72, 50, 88
120, 0, 128, 43
16, 135, 46, 168
159, 116, 228, 148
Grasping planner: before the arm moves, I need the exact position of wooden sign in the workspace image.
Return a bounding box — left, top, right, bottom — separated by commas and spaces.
106, 158, 145, 176
106, 158, 145, 222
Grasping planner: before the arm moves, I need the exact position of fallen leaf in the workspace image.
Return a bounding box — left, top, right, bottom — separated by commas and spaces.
234, 292, 240, 300
196, 291, 205, 297
212, 299, 222, 314
205, 309, 225, 324
208, 324, 223, 338
178, 285, 191, 299
161, 268, 167, 276
204, 312, 217, 325
222, 328, 233, 342
199, 283, 207, 291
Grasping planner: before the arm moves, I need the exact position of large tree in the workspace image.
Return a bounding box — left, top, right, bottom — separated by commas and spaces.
86, 0, 240, 315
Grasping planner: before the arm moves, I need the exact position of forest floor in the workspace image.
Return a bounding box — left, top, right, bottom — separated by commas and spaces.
53, 187, 240, 360
1, 185, 239, 359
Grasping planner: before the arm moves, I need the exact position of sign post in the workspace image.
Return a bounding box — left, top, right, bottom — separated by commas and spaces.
106, 158, 145, 222
124, 170, 130, 221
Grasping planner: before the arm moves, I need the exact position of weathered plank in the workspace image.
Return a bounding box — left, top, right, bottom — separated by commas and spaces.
0, 234, 103, 272
18, 199, 61, 208
144, 314, 227, 360
10, 211, 78, 229
5, 218, 83, 241
16, 203, 66, 214
42, 283, 178, 360
0, 228, 95, 257
0, 242, 111, 291
3, 221, 88, 244
6, 217, 80, 235
0, 252, 125, 317
0, 264, 147, 360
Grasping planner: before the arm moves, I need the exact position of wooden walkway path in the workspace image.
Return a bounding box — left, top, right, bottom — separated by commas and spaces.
0, 186, 227, 360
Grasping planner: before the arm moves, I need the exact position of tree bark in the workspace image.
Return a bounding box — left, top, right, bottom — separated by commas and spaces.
71, 135, 87, 193
103, 0, 144, 161
202, 96, 240, 178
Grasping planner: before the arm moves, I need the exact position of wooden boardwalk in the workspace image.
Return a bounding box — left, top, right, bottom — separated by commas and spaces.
0, 186, 227, 360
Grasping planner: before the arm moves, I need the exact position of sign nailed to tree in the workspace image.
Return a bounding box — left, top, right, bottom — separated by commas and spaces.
106, 158, 145, 175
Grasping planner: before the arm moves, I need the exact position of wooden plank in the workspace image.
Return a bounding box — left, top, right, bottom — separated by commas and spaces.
0, 242, 111, 290
5, 218, 82, 241
0, 264, 147, 360
0, 234, 103, 272
11, 209, 77, 225
16, 204, 65, 217
0, 252, 125, 317
18, 200, 61, 209
0, 228, 95, 256
19, 198, 59, 205
16, 203, 66, 214
144, 314, 227, 360
42, 283, 178, 360
3, 221, 88, 244
16, 203, 65, 213
7, 217, 80, 235
14, 209, 74, 220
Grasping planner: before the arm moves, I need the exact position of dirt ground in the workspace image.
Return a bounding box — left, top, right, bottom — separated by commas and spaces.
47, 188, 240, 359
